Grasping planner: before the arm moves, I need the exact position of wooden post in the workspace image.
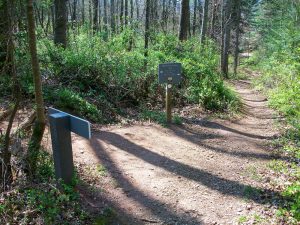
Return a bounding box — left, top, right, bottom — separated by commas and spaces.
166, 84, 172, 123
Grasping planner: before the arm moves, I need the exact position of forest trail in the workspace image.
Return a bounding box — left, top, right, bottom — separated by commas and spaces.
70, 78, 280, 225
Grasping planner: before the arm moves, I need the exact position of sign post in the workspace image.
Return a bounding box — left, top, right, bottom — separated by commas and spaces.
166, 83, 172, 123
158, 63, 182, 124
48, 108, 91, 185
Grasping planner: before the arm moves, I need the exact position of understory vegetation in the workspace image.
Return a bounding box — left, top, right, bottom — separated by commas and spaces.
2, 30, 239, 123
245, 1, 300, 223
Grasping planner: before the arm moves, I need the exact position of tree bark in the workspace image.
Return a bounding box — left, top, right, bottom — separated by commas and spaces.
221, 0, 232, 77
26, 0, 46, 176
135, 0, 139, 19
210, 0, 215, 39
0, 0, 19, 188
103, 0, 108, 32
0, 0, 9, 70
233, 0, 241, 75
124, 0, 128, 26
179, 0, 190, 41
144, 0, 150, 58
82, 0, 85, 24
200, 0, 209, 44
54, 0, 68, 48
93, 0, 98, 32
110, 0, 115, 33
130, 0, 134, 20
192, 0, 197, 35
120, 0, 124, 30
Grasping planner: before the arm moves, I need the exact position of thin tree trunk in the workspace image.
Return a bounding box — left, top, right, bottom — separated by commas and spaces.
200, 0, 209, 44
103, 0, 108, 32
135, 0, 139, 19
93, 0, 98, 32
110, 0, 115, 33
54, 0, 67, 48
0, 0, 19, 187
144, 0, 150, 58
210, 0, 215, 39
26, 0, 46, 176
120, 0, 124, 30
192, 0, 197, 35
221, 0, 232, 77
179, 0, 190, 41
130, 0, 134, 20
172, 0, 176, 33
124, 0, 128, 26
82, 0, 85, 24
233, 0, 241, 75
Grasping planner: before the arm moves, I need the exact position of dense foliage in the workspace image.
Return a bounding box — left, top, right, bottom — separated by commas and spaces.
248, 0, 300, 223
2, 30, 239, 123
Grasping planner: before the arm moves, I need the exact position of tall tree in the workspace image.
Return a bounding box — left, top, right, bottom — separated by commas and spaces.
93, 0, 99, 32
124, 0, 128, 25
0, 0, 20, 187
103, 0, 108, 32
120, 0, 124, 30
26, 0, 46, 175
221, 0, 233, 77
81, 0, 85, 24
0, 0, 9, 68
110, 0, 115, 33
179, 0, 190, 41
144, 0, 150, 57
192, 0, 197, 35
200, 0, 209, 43
54, 0, 68, 48
233, 0, 241, 75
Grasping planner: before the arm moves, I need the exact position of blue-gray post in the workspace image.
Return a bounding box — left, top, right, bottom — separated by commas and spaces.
49, 113, 74, 185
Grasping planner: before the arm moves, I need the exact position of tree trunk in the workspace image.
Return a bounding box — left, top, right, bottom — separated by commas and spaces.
0, 0, 9, 69
103, 0, 108, 32
130, 0, 134, 20
210, 0, 215, 39
192, 0, 197, 35
120, 0, 124, 30
54, 0, 68, 48
221, 0, 232, 78
172, 0, 176, 33
124, 0, 128, 26
179, 0, 190, 41
144, 0, 150, 58
0, 0, 19, 188
93, 0, 98, 32
135, 0, 139, 19
233, 0, 241, 75
82, 0, 85, 24
26, 0, 46, 176
111, 0, 115, 33
200, 0, 209, 44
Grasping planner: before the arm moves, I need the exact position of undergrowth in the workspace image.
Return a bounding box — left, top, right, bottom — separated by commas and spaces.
247, 50, 300, 223
1, 29, 240, 123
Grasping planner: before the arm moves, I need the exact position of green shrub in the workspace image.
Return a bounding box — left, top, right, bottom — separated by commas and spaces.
46, 87, 103, 122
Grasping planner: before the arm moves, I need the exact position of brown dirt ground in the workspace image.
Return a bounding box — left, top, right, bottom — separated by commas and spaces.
0, 79, 282, 224
69, 79, 281, 225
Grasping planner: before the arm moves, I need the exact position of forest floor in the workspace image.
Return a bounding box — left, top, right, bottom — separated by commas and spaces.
68, 77, 283, 224
0, 75, 284, 224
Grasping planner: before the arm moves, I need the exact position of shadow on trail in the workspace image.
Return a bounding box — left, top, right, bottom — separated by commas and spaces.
89, 135, 203, 225
184, 118, 277, 140
168, 125, 283, 161
93, 131, 283, 207
242, 98, 267, 103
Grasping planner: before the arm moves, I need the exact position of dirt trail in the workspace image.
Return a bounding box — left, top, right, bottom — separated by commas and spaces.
70, 79, 280, 225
